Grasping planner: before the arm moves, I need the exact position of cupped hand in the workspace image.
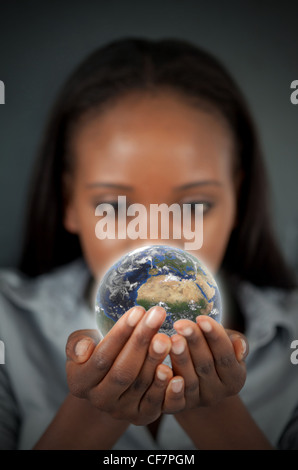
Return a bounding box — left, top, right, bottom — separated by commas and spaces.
168, 316, 248, 411
65, 306, 184, 425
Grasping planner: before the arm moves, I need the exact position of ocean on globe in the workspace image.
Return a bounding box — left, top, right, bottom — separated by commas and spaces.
95, 245, 222, 338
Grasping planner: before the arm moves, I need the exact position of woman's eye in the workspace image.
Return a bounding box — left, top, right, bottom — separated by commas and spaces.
187, 201, 213, 214
108, 201, 119, 212
94, 201, 120, 212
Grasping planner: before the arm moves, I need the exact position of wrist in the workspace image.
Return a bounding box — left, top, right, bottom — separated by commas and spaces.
65, 394, 131, 448
34, 394, 130, 449
174, 395, 237, 426
173, 395, 273, 450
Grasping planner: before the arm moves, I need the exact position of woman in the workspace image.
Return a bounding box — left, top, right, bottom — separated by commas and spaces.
0, 37, 297, 450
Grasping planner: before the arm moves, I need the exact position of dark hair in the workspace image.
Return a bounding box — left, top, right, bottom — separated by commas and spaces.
19, 37, 296, 289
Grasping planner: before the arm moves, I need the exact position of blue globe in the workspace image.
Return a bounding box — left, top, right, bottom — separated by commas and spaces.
95, 245, 222, 338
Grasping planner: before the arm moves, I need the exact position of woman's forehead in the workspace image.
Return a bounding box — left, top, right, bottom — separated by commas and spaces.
71, 92, 236, 183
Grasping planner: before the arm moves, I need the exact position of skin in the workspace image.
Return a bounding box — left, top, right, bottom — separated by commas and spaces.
35, 91, 272, 449
64, 91, 239, 277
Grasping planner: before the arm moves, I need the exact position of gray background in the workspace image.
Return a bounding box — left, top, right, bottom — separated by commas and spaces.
0, 0, 298, 272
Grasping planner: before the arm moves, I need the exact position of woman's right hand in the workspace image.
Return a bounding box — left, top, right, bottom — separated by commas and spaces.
65, 306, 185, 426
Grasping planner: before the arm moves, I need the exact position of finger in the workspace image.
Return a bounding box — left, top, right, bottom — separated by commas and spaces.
66, 306, 146, 397
196, 316, 246, 389
88, 306, 146, 380
123, 333, 171, 399
226, 330, 249, 362
66, 329, 100, 364
92, 306, 167, 401
170, 335, 199, 408
173, 319, 220, 389
163, 376, 185, 414
139, 364, 173, 421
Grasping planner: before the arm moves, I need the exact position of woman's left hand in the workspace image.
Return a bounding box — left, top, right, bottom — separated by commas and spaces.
162, 316, 248, 413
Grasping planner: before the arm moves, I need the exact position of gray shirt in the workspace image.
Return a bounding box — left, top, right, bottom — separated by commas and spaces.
0, 258, 298, 449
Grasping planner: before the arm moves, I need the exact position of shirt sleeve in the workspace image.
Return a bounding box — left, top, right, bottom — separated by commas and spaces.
0, 365, 20, 449
278, 403, 298, 450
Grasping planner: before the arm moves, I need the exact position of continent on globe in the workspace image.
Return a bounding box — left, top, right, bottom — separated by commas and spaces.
95, 245, 222, 338
136, 274, 214, 316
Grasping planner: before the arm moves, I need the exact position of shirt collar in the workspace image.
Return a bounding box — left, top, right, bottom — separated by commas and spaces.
0, 258, 92, 318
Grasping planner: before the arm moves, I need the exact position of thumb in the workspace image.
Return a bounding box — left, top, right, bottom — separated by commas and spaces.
66, 329, 101, 364
225, 329, 249, 362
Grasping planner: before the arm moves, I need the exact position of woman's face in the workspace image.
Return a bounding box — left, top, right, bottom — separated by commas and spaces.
64, 91, 241, 281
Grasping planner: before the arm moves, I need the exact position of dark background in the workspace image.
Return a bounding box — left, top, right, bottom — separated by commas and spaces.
0, 0, 298, 274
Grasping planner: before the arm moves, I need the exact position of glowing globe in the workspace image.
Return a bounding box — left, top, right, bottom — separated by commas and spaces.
95, 245, 222, 338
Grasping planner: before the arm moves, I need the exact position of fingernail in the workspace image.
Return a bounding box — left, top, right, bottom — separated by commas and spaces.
182, 326, 193, 336
153, 338, 168, 355
230, 334, 247, 359
171, 378, 183, 393
146, 307, 164, 328
175, 324, 193, 337
199, 320, 212, 333
127, 307, 144, 327
157, 368, 168, 381
75, 339, 92, 356
171, 338, 185, 355
240, 338, 247, 357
